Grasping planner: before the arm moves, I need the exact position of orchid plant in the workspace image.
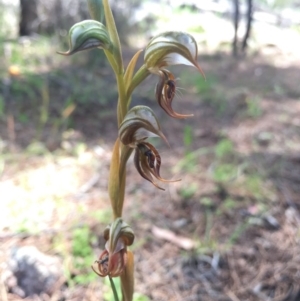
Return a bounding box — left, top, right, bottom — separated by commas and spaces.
59, 0, 204, 300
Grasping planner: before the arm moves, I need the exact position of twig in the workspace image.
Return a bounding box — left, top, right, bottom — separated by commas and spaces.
226, 290, 241, 301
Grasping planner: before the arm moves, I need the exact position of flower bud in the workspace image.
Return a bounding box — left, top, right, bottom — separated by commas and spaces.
57, 20, 112, 55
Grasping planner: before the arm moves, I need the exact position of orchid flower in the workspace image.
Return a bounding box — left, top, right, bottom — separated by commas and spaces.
119, 106, 179, 190
143, 31, 205, 118
92, 218, 134, 277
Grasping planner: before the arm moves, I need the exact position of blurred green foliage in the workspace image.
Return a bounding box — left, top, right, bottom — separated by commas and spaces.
245, 96, 263, 118
72, 226, 97, 284
213, 163, 238, 183
215, 139, 234, 159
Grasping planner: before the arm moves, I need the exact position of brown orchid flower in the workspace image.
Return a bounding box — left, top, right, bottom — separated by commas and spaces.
143, 31, 205, 119
134, 141, 179, 190
119, 106, 180, 190
92, 218, 134, 277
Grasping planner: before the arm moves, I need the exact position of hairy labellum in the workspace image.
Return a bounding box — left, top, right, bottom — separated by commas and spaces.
92, 246, 127, 277
166, 79, 176, 100
156, 69, 193, 119
134, 142, 180, 190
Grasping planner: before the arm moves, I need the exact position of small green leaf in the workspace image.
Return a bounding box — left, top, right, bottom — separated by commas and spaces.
124, 49, 143, 91
87, 0, 105, 23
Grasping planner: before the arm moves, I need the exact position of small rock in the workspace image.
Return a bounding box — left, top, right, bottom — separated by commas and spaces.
3, 246, 64, 298
263, 214, 280, 230
255, 132, 273, 147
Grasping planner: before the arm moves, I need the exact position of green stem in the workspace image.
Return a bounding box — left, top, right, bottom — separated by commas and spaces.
116, 72, 127, 126
104, 49, 119, 75
102, 1, 134, 299
116, 172, 126, 218
114, 146, 132, 217
109, 277, 120, 301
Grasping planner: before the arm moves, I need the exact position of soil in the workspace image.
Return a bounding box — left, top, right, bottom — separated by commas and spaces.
1, 47, 300, 301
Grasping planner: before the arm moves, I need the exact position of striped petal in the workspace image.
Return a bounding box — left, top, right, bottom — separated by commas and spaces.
57, 20, 112, 55
144, 31, 205, 78
119, 105, 168, 147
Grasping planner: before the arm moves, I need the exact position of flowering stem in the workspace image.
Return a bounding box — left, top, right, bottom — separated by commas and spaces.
108, 71, 129, 218
102, 0, 123, 71
116, 72, 128, 126
104, 49, 119, 75
109, 276, 120, 301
